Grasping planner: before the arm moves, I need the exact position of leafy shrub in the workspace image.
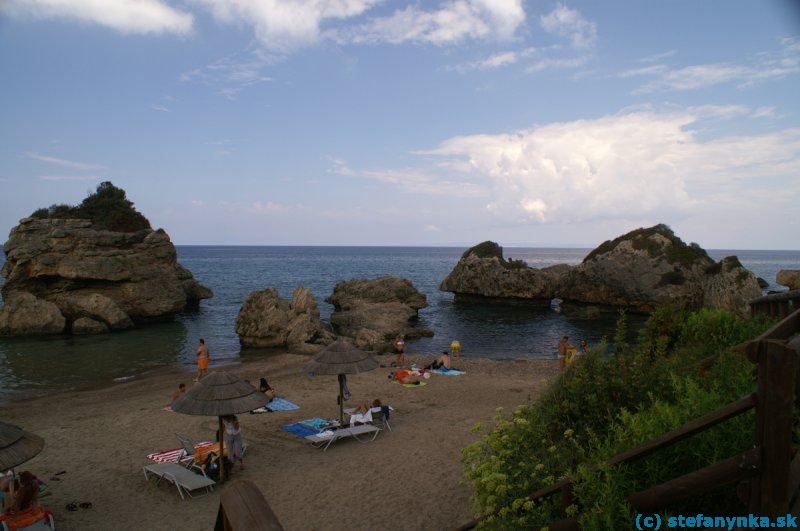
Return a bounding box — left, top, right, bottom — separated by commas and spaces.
28, 181, 151, 232
462, 308, 773, 529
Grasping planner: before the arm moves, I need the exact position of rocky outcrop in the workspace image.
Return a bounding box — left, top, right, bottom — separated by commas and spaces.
326, 276, 432, 351
440, 225, 761, 317
0, 292, 66, 336
235, 286, 335, 354
1, 217, 212, 336
777, 270, 800, 290
71, 317, 109, 335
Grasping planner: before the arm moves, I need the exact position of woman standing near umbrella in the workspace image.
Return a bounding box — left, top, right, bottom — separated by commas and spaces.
222, 415, 245, 471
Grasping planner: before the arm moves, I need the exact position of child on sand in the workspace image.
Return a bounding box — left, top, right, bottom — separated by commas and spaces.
171, 383, 186, 403
450, 340, 461, 357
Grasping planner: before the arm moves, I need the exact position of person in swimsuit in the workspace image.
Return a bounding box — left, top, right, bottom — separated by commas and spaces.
450, 340, 461, 357
259, 377, 277, 401
558, 336, 570, 372
196, 339, 210, 380
171, 383, 186, 403
393, 336, 406, 368
425, 351, 452, 370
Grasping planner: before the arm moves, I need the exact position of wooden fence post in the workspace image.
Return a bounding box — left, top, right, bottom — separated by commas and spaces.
749, 339, 797, 517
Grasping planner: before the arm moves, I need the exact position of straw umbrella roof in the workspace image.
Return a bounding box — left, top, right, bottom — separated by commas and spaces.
0, 421, 44, 470
171, 371, 267, 417
304, 339, 379, 375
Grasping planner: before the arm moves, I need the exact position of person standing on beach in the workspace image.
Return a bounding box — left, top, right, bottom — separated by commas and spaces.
558, 336, 570, 371
393, 336, 406, 367
196, 339, 210, 381
222, 415, 245, 471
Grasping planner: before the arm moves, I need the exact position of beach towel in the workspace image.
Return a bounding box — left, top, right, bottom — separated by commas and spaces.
251, 398, 299, 414
392, 381, 428, 388
146, 441, 215, 464
430, 368, 465, 375
281, 417, 328, 438
267, 398, 300, 411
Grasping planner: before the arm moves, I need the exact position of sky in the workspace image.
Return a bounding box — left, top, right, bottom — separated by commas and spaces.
0, 0, 799, 249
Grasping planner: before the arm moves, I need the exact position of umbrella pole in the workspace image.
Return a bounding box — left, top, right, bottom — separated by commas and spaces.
218, 416, 226, 484
338, 374, 344, 426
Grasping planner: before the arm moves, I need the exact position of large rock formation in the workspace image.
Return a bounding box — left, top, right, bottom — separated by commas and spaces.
440, 225, 761, 317
235, 286, 335, 354
326, 276, 432, 351
1, 217, 212, 336
777, 270, 800, 291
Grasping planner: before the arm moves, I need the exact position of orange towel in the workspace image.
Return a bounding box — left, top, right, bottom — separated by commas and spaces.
194, 442, 227, 462
0, 506, 49, 530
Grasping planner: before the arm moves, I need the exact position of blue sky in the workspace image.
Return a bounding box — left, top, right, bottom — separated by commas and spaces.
1, 0, 798, 249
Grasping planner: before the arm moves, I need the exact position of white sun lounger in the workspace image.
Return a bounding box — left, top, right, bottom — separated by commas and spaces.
304, 424, 380, 451
143, 462, 215, 500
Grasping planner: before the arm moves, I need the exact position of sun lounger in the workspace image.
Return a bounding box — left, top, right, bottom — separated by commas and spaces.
0, 507, 54, 531
143, 462, 215, 500
304, 424, 380, 451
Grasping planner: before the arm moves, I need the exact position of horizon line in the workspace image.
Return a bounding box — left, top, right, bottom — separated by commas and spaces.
170, 243, 800, 252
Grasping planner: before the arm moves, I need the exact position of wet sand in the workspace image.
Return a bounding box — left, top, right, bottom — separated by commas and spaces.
1, 352, 557, 531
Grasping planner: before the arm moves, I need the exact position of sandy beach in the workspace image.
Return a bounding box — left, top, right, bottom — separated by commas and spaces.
1, 352, 557, 531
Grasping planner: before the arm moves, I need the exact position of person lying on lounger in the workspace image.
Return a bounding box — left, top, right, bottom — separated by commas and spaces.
348, 403, 374, 426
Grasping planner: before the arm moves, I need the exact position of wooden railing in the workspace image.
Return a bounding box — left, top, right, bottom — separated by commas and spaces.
214, 480, 284, 531
455, 309, 800, 531
750, 290, 800, 319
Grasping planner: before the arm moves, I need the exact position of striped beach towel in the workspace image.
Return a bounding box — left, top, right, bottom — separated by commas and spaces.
146, 441, 215, 464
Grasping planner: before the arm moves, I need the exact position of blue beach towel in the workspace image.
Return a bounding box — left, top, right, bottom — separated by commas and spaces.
266, 398, 300, 411
281, 417, 327, 438
430, 368, 465, 375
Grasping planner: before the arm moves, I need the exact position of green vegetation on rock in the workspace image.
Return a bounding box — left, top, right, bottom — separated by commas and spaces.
465, 241, 528, 270
583, 224, 712, 268
31, 181, 151, 233
462, 307, 776, 529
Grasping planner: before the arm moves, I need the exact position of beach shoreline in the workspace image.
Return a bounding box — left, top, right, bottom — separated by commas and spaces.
1, 351, 558, 531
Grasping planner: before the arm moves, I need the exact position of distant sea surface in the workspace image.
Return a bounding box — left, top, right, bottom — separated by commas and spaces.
1, 247, 797, 403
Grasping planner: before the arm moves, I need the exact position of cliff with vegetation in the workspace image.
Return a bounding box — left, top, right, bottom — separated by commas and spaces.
0, 182, 212, 336
440, 224, 761, 316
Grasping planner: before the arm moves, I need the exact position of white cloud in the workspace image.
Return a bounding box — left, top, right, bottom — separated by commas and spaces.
180, 49, 274, 99
2, 0, 193, 35
638, 50, 677, 63
410, 108, 800, 224
631, 38, 800, 93
540, 3, 596, 48
334, 0, 525, 45
25, 152, 107, 170
192, 0, 381, 51
39, 174, 99, 181
150, 104, 171, 112
450, 47, 536, 72
525, 55, 587, 73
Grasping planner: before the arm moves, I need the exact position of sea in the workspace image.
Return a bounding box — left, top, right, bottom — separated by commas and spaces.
0, 247, 797, 404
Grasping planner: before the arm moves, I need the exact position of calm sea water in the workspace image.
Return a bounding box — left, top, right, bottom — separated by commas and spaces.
0, 247, 797, 403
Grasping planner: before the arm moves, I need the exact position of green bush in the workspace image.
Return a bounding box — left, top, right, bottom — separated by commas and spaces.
29, 181, 151, 232
462, 308, 773, 529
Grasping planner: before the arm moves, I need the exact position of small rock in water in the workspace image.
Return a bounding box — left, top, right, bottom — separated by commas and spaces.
113, 375, 135, 383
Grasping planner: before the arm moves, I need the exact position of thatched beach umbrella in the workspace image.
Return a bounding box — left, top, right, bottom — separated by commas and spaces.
171, 371, 266, 483
0, 421, 44, 471
304, 339, 379, 425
